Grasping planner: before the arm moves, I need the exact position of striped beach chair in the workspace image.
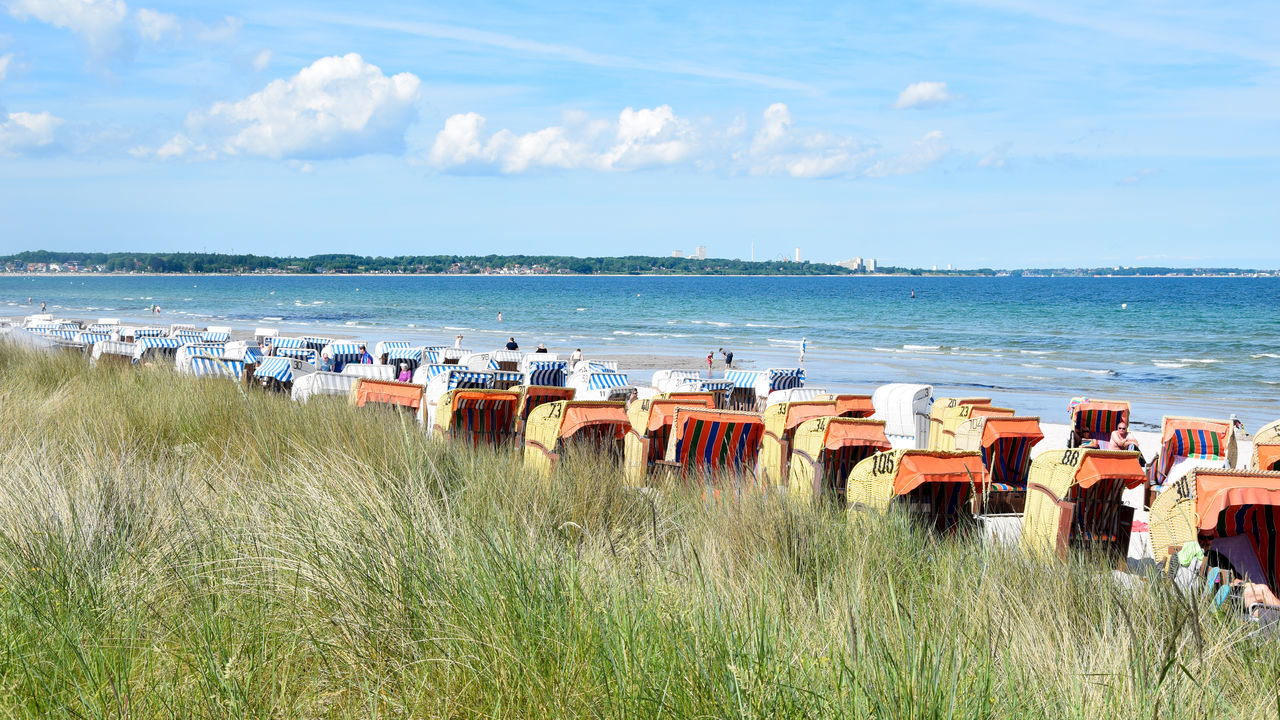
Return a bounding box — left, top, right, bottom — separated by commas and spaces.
786, 417, 891, 505
622, 394, 718, 485
1151, 468, 1280, 598
1067, 399, 1130, 448
1021, 448, 1144, 561
290, 371, 356, 402
953, 414, 1044, 513
757, 400, 840, 487
1146, 416, 1236, 506
514, 385, 576, 445
658, 408, 765, 488
435, 389, 520, 446
846, 450, 988, 533
523, 400, 630, 477
816, 393, 875, 419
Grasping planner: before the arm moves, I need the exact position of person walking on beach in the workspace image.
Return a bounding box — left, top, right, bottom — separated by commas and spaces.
707, 351, 714, 377
505, 337, 519, 351
40, 301, 45, 313
798, 337, 807, 365
358, 344, 374, 364
569, 347, 583, 369
454, 333, 463, 349
719, 348, 734, 368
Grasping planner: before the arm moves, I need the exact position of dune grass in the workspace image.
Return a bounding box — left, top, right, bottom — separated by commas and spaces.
0, 345, 1277, 718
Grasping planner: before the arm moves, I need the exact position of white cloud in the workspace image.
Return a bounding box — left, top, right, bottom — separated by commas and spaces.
252, 48, 271, 71
864, 130, 950, 177
183, 53, 420, 160
0, 110, 62, 156
5, 0, 239, 63
7, 0, 129, 60
133, 7, 177, 42
429, 104, 699, 174
128, 132, 212, 160
893, 81, 956, 109
0, 53, 11, 81
429, 102, 946, 179
744, 103, 873, 178
978, 143, 1010, 168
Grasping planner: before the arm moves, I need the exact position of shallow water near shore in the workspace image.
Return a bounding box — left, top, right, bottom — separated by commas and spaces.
4, 274, 1278, 429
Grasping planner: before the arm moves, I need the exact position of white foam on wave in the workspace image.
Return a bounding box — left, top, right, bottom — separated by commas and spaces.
1154, 361, 1188, 369
1178, 358, 1220, 364
443, 326, 473, 331
874, 347, 906, 354
1056, 366, 1116, 375
261, 317, 283, 321
1019, 350, 1052, 355
769, 338, 803, 346
903, 344, 941, 352
1252, 353, 1280, 359
745, 323, 793, 328
1262, 380, 1280, 385
613, 331, 634, 335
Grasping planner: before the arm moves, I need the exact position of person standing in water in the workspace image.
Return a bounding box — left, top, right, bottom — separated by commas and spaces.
40, 301, 46, 313
497, 311, 503, 323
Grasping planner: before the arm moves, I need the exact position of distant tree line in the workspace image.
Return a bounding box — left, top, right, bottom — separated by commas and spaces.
2, 251, 858, 276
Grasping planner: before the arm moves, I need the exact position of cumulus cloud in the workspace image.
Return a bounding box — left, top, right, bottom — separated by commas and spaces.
0, 110, 62, 156
181, 53, 420, 159
0, 53, 11, 81
429, 104, 700, 173
5, 0, 238, 63
892, 81, 955, 109
864, 130, 950, 177
428, 102, 947, 179
128, 132, 212, 160
133, 7, 178, 42
744, 103, 873, 178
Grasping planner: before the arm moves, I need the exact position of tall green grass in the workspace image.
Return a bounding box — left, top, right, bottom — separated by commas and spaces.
0, 345, 1276, 718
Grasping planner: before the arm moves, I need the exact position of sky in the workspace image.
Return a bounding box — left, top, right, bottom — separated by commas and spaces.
0, 0, 1276, 268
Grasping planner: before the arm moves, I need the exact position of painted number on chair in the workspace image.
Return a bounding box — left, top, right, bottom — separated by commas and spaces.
1060, 450, 1080, 466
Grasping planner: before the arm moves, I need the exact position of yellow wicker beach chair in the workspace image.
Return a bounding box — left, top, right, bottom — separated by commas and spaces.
523, 400, 629, 477
512, 385, 576, 444
434, 388, 521, 447
926, 397, 992, 450
1252, 420, 1280, 471
1020, 448, 1144, 561
1150, 468, 1280, 595
786, 417, 890, 504
757, 400, 840, 486
846, 449, 987, 533
622, 394, 717, 485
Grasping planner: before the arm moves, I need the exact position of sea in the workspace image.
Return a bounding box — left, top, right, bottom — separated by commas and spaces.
3, 274, 1278, 431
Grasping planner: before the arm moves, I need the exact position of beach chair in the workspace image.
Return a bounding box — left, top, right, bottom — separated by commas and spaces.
655, 408, 765, 487
290, 371, 356, 403
1150, 468, 1280, 605
1021, 448, 1144, 562
786, 417, 891, 505
513, 385, 576, 445
757, 400, 840, 486
303, 336, 333, 352
1252, 420, 1280, 471
568, 368, 635, 402
181, 355, 247, 382
926, 397, 992, 450
374, 340, 413, 365
341, 364, 396, 381
434, 388, 520, 446
724, 369, 805, 412
815, 393, 875, 419
491, 370, 525, 391
622, 394, 718, 485
1067, 399, 1130, 448
764, 387, 830, 408
133, 337, 184, 364
953, 415, 1044, 513
490, 349, 522, 371
90, 340, 136, 367
350, 378, 426, 417
253, 356, 314, 392
523, 400, 630, 477
846, 449, 988, 533
870, 383, 934, 449
522, 360, 568, 388
320, 342, 366, 372
1146, 416, 1236, 508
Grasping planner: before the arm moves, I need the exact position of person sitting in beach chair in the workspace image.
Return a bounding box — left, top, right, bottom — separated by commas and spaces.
397, 363, 412, 382
358, 345, 374, 364
319, 352, 334, 372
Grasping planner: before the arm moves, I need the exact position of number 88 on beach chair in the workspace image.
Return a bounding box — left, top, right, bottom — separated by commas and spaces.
1021, 448, 1144, 562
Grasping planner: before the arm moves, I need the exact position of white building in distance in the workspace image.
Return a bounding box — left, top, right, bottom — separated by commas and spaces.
695, 245, 707, 260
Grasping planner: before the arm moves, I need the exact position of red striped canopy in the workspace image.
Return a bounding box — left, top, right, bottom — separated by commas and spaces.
893, 452, 987, 495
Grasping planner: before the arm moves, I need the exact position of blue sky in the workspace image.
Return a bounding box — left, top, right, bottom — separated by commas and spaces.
0, 0, 1276, 267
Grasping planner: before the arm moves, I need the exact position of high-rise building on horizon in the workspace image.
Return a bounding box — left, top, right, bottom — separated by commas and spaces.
695, 245, 707, 260
672, 250, 684, 258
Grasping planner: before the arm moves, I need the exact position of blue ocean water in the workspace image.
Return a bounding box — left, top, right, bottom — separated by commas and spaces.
3, 274, 1278, 430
